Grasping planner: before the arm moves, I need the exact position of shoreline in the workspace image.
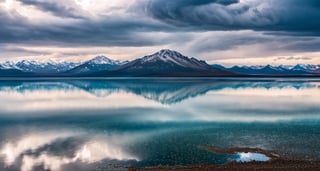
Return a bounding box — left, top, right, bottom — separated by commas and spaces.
127, 160, 320, 171
199, 146, 281, 160
126, 147, 320, 171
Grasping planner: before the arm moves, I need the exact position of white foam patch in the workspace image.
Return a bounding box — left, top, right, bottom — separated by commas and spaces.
235, 152, 270, 162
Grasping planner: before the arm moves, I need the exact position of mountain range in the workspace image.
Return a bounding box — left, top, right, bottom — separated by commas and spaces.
212, 64, 320, 75
0, 49, 319, 77
65, 56, 128, 75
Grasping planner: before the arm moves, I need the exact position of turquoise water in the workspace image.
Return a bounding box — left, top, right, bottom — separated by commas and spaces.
0, 78, 319, 171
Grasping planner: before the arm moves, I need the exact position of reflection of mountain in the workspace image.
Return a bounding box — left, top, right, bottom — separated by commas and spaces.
110, 80, 215, 104
0, 79, 318, 104
0, 130, 139, 171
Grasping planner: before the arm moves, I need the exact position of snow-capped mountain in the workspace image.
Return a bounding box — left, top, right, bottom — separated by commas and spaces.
213, 64, 320, 75
291, 64, 320, 71
137, 49, 211, 70
87, 56, 127, 65
0, 61, 17, 69
65, 56, 128, 74
97, 49, 234, 77
1, 50, 319, 77
0, 56, 128, 74
0, 60, 82, 73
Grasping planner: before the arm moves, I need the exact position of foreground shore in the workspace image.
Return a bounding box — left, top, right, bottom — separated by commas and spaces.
127, 160, 320, 171
126, 147, 320, 171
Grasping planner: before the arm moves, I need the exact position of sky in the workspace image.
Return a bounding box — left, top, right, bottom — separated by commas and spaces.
0, 0, 320, 66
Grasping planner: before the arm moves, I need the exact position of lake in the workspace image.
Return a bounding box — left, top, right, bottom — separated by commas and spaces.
0, 78, 319, 171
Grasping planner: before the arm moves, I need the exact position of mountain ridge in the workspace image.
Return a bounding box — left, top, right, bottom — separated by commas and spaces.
64, 56, 128, 75
1, 49, 319, 77
215, 64, 320, 75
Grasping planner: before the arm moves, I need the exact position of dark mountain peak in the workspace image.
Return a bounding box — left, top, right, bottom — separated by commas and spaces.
215, 64, 320, 75
264, 64, 273, 68
292, 64, 306, 70
262, 65, 279, 71
231, 65, 242, 69
211, 64, 226, 70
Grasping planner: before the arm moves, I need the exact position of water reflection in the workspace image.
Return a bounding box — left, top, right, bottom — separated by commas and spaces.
0, 79, 318, 104
0, 129, 140, 171
0, 79, 319, 122
0, 78, 319, 171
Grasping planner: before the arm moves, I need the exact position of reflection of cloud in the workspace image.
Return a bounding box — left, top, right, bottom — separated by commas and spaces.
0, 90, 162, 113
1, 132, 73, 166
0, 131, 139, 171
20, 141, 137, 171
208, 86, 320, 97
21, 154, 71, 171
74, 141, 137, 162
169, 91, 320, 122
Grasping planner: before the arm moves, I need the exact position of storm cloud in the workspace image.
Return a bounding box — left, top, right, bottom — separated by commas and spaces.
145, 0, 320, 35
0, 0, 320, 63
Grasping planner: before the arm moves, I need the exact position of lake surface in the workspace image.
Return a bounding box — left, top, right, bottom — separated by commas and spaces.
0, 78, 319, 171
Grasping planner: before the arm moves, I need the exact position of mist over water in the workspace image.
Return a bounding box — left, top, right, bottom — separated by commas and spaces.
0, 78, 319, 171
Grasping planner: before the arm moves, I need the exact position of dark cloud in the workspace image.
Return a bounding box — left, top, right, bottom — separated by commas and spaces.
0, 8, 30, 42
18, 0, 84, 18
145, 0, 320, 35
146, 0, 242, 27
0, 0, 320, 56
0, 7, 178, 47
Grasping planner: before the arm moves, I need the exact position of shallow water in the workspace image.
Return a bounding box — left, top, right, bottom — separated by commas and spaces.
0, 78, 319, 171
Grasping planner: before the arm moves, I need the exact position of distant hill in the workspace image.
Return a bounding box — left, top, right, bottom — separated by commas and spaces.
212, 64, 320, 75
0, 60, 81, 73
0, 68, 33, 77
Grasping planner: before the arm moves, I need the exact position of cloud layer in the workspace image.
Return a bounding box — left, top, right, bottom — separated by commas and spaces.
0, 0, 320, 64
146, 0, 320, 34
